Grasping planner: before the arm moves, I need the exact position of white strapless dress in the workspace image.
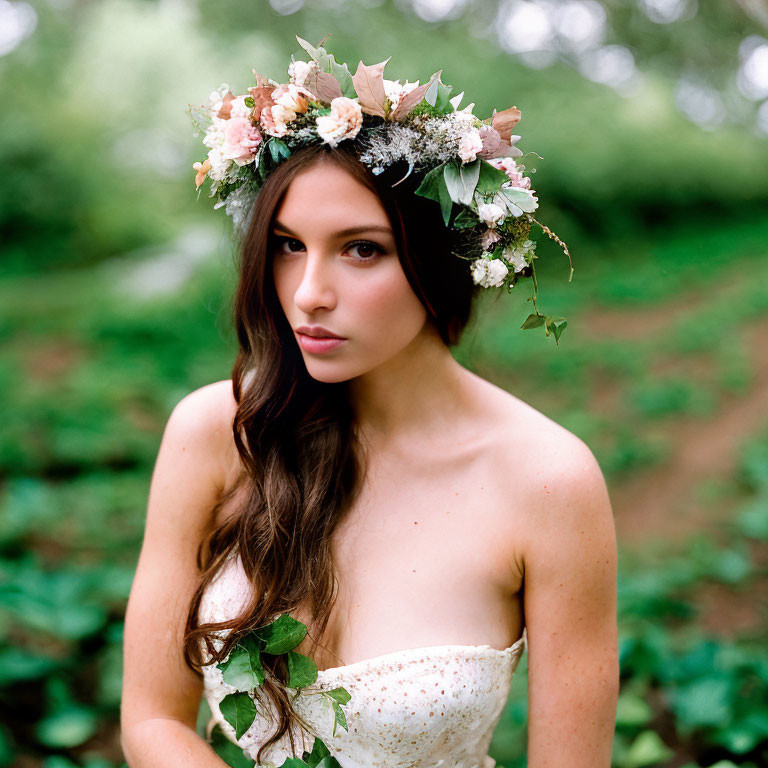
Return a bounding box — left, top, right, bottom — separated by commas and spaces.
198, 554, 527, 768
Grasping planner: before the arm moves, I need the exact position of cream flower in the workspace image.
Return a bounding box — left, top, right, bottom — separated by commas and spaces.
471, 257, 509, 288
316, 97, 363, 147
272, 83, 312, 114
477, 202, 506, 228
206, 147, 232, 181
288, 60, 318, 87
261, 103, 298, 137
383, 78, 420, 111
458, 127, 484, 163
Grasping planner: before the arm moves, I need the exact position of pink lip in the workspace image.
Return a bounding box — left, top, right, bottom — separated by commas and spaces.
296, 331, 347, 354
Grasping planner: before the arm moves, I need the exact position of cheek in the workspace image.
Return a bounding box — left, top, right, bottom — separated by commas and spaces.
351, 264, 426, 334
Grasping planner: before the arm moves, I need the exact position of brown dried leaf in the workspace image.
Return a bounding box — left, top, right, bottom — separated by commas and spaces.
303, 69, 343, 104
251, 70, 272, 88
491, 106, 522, 141
389, 71, 441, 121
352, 58, 391, 118
217, 90, 235, 120
248, 86, 276, 119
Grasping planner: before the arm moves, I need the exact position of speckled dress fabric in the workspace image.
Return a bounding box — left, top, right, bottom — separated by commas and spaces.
198, 554, 527, 768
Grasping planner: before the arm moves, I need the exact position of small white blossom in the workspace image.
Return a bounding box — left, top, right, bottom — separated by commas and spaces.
477, 202, 506, 228
383, 78, 420, 111
471, 257, 509, 287
288, 60, 318, 87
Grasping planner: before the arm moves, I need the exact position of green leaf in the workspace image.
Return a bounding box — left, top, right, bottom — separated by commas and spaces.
475, 160, 510, 196
424, 76, 454, 112
414, 164, 453, 226
452, 209, 478, 229
210, 723, 256, 768
303, 736, 331, 766
325, 686, 351, 706
268, 139, 291, 165
35, 709, 98, 748
255, 613, 307, 654
316, 757, 344, 768
615, 692, 653, 727
623, 730, 674, 768
330, 698, 348, 736
219, 692, 257, 740
671, 676, 732, 729
277, 759, 309, 768
443, 159, 481, 207
286, 650, 318, 689
217, 636, 265, 690
545, 316, 567, 343
521, 313, 546, 330
499, 187, 538, 215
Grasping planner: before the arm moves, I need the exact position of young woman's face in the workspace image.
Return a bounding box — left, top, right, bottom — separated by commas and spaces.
271, 160, 429, 384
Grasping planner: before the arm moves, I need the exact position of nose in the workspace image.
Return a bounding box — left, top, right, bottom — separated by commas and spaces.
293, 250, 337, 314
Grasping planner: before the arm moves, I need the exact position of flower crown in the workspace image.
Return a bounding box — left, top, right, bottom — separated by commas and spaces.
188, 35, 573, 343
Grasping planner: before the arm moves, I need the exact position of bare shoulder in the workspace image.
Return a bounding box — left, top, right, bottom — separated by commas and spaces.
166, 378, 240, 493
468, 371, 614, 531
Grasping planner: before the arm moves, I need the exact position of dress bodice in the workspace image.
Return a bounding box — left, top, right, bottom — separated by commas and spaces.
198, 554, 527, 768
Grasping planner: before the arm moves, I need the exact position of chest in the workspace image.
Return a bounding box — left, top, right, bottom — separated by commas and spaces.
292, 444, 526, 670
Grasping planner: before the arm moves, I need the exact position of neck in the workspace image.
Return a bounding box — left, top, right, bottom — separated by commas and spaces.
346, 321, 472, 451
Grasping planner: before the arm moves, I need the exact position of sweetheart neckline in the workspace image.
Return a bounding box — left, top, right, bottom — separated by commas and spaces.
314, 627, 527, 676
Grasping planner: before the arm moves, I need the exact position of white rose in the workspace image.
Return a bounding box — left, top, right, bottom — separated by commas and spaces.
202, 117, 226, 150
458, 127, 484, 163
206, 147, 232, 181
228, 95, 252, 119
471, 257, 509, 288
288, 60, 317, 87
316, 97, 363, 147
477, 202, 506, 228
383, 78, 420, 111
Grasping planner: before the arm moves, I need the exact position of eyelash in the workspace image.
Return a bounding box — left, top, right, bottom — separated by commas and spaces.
272, 236, 385, 261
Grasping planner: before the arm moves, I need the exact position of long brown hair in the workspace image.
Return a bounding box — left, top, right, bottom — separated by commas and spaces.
182, 142, 484, 763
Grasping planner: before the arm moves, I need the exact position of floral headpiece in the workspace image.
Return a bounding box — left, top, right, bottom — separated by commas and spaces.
188, 35, 573, 343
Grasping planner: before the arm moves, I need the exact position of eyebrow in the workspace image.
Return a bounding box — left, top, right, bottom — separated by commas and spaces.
273, 221, 394, 238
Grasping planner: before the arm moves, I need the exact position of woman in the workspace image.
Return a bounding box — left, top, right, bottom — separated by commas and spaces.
120, 41, 618, 768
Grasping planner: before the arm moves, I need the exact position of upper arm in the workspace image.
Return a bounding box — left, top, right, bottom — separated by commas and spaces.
121, 380, 237, 732
521, 435, 619, 767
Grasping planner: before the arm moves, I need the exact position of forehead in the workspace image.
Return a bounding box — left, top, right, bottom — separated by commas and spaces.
274, 161, 391, 231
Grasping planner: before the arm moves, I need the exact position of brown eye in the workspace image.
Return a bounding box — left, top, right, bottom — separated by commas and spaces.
348, 241, 385, 260
273, 236, 303, 254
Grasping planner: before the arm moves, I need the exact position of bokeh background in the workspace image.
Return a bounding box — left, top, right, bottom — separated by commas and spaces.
2, 0, 768, 766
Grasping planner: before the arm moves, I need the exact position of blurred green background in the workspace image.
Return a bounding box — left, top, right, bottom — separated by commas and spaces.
2, 0, 768, 766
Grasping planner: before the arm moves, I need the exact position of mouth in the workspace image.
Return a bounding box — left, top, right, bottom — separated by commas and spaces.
295, 330, 347, 354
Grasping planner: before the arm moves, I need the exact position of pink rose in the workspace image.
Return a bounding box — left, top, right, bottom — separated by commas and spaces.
316, 97, 363, 147
489, 157, 531, 189
221, 117, 262, 164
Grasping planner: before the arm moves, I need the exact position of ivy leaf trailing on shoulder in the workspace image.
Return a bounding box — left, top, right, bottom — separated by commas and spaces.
325, 687, 351, 737
219, 691, 258, 740
254, 612, 307, 654
286, 649, 319, 689
217, 635, 266, 690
